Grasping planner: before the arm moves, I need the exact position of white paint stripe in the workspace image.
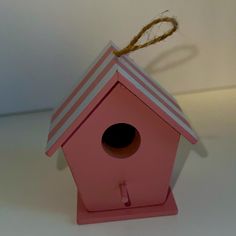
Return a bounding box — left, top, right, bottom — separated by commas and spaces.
47, 42, 197, 152
121, 54, 178, 103
46, 65, 118, 151
52, 42, 116, 116
50, 53, 115, 131
118, 67, 198, 140
119, 58, 186, 119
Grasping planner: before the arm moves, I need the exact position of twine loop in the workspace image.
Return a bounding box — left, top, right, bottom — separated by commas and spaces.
113, 17, 178, 57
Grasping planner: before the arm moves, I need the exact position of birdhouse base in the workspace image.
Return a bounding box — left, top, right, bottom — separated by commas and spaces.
77, 188, 178, 224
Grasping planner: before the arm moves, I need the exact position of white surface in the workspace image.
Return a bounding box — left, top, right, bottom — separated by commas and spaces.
1, 0, 236, 114
0, 88, 236, 235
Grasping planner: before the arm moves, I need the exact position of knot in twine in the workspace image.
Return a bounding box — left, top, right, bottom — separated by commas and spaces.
113, 16, 178, 57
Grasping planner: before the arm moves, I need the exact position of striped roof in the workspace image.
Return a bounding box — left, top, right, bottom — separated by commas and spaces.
46, 41, 198, 156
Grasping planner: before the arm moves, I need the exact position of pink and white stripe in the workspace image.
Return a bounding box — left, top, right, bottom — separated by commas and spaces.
46, 42, 198, 156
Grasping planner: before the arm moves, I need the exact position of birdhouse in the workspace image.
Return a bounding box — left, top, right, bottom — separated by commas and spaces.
45, 42, 198, 224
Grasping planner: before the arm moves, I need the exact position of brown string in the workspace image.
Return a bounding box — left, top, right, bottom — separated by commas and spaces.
113, 17, 178, 57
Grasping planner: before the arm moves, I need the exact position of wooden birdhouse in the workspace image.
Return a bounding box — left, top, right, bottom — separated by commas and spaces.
45, 42, 198, 224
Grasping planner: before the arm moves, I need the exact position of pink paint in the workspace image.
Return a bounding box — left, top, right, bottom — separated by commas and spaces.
48, 59, 117, 140
118, 62, 191, 127
46, 73, 118, 157
62, 82, 179, 215
122, 56, 180, 109
45, 42, 198, 224
118, 73, 197, 144
51, 46, 114, 122
119, 183, 130, 206
77, 188, 177, 224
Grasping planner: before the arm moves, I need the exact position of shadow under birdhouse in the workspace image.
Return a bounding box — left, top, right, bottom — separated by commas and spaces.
56, 149, 68, 170
171, 136, 208, 188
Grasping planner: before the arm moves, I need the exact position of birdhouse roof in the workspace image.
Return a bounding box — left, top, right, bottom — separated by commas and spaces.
46, 42, 198, 156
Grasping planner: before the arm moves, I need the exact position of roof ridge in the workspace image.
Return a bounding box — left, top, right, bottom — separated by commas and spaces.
46, 41, 198, 157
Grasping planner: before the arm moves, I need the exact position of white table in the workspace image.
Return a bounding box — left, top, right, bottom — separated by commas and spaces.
0, 88, 236, 236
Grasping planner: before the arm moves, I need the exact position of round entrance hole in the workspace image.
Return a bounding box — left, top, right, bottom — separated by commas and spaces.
102, 123, 141, 158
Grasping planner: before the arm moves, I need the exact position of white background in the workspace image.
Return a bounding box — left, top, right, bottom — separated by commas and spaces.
1, 0, 236, 114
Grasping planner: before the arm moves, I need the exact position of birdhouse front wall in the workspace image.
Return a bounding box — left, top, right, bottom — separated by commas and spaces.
62, 81, 180, 212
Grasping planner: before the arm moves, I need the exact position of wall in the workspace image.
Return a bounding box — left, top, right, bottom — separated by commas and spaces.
0, 0, 235, 114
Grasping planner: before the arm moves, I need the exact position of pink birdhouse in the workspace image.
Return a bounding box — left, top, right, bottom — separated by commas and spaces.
45, 42, 198, 224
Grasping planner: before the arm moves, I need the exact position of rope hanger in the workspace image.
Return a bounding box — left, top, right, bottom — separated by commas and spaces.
113, 17, 178, 57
